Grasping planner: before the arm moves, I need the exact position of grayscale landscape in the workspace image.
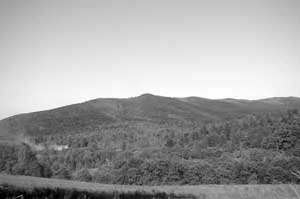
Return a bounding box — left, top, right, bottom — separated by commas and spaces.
1, 0, 300, 198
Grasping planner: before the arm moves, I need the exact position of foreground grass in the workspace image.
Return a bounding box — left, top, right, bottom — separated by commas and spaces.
0, 174, 300, 199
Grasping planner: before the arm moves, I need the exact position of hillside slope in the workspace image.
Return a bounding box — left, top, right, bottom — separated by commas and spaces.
0, 94, 300, 140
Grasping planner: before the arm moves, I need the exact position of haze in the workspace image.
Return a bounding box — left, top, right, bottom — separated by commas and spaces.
0, 0, 300, 119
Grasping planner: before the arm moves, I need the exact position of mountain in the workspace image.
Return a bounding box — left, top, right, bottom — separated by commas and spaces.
1, 94, 300, 185
0, 94, 300, 140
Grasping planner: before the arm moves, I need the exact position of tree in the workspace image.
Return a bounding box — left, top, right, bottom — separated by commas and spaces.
127, 168, 142, 184
248, 173, 258, 184
93, 169, 114, 183
18, 143, 37, 162
207, 132, 220, 147
262, 137, 279, 150
53, 167, 71, 180
267, 166, 290, 184
12, 143, 44, 177
72, 168, 92, 182
165, 138, 175, 148
291, 170, 300, 179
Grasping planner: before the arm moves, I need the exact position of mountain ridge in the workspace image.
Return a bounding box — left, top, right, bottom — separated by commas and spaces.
1, 94, 300, 140
3, 94, 300, 118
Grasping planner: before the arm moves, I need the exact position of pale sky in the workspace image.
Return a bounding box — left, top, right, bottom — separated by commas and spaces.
0, 0, 300, 119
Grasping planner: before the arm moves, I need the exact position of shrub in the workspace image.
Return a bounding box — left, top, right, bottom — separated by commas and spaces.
72, 168, 92, 182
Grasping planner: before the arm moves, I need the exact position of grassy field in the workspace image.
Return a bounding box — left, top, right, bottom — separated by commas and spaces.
0, 174, 300, 199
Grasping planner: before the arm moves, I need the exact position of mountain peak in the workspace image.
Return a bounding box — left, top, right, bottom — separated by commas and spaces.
137, 93, 156, 98
134, 93, 160, 100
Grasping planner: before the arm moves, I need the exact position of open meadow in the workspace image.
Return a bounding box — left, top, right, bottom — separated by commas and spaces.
1, 174, 300, 199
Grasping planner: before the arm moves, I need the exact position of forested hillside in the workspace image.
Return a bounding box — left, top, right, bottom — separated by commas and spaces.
0, 94, 300, 185
1, 94, 300, 140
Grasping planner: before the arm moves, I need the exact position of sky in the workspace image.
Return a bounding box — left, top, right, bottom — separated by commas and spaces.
0, 0, 300, 119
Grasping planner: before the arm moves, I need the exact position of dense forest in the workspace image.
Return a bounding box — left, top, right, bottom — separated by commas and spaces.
1, 106, 300, 185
